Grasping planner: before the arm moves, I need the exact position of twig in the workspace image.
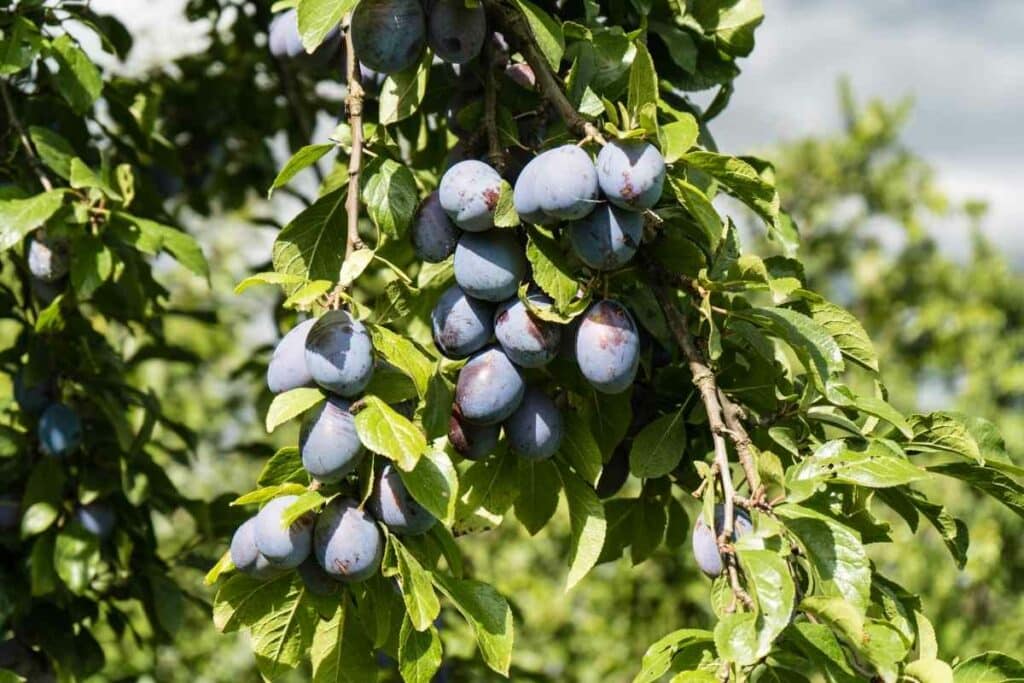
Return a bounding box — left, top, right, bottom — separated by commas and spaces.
482, 39, 507, 172
718, 389, 766, 506
343, 21, 365, 261
1, 81, 54, 192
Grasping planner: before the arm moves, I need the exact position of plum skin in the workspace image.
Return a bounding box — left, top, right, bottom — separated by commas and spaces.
27, 236, 69, 282
455, 346, 525, 425
427, 0, 486, 64
512, 151, 558, 226
438, 160, 502, 232
494, 295, 561, 368
75, 502, 115, 538
350, 0, 426, 74
304, 310, 375, 397
231, 517, 284, 579
691, 505, 753, 578
536, 145, 600, 220
575, 300, 640, 394
569, 203, 643, 271
300, 397, 365, 483
504, 388, 563, 460
267, 318, 316, 394
448, 411, 500, 460
254, 495, 314, 569
596, 140, 666, 211
38, 403, 82, 458
314, 498, 384, 582
431, 285, 494, 358
412, 191, 461, 263
453, 231, 527, 303
0, 495, 20, 531
369, 465, 436, 535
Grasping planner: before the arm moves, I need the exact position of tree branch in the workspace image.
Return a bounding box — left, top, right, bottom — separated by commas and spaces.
718, 388, 767, 507
1, 81, 54, 192
343, 22, 365, 261
482, 38, 507, 173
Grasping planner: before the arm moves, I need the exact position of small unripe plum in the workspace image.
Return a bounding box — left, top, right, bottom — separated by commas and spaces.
504, 388, 563, 460
505, 63, 535, 89
691, 505, 753, 578
230, 517, 282, 579
432, 285, 494, 358
512, 152, 557, 226
370, 464, 436, 535
448, 411, 500, 460
453, 231, 527, 302
269, 8, 342, 64
596, 140, 666, 211
569, 203, 643, 270
74, 502, 115, 538
351, 0, 426, 74
305, 310, 375, 397
536, 145, 599, 220
300, 397, 365, 483
267, 318, 316, 394
412, 192, 461, 263
255, 495, 314, 569
575, 300, 639, 394
314, 498, 383, 582
38, 403, 81, 457
494, 295, 561, 368
27, 235, 69, 282
455, 346, 525, 425
298, 556, 341, 596
439, 160, 502, 232
14, 369, 50, 416
0, 495, 20, 531
428, 0, 486, 64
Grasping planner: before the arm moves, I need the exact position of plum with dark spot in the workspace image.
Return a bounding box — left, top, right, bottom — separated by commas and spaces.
439, 160, 502, 232
255, 495, 314, 569
536, 145, 599, 220
300, 397, 365, 482
432, 285, 494, 358
305, 310, 374, 397
569, 203, 643, 270
691, 505, 753, 578
267, 318, 316, 394
412, 192, 461, 262
494, 294, 561, 368
298, 556, 341, 596
0, 495, 20, 531
504, 388, 563, 460
596, 140, 666, 211
453, 231, 527, 302
231, 517, 283, 579
428, 0, 486, 64
27, 235, 69, 283
75, 502, 115, 538
269, 8, 342, 64
512, 151, 558, 226
370, 464, 436, 535
455, 346, 525, 424
38, 403, 81, 457
448, 411, 500, 460
575, 300, 639, 394
314, 498, 383, 582
351, 0, 426, 74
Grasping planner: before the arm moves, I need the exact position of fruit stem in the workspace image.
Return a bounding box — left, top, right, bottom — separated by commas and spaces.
344, 19, 366, 262
1, 81, 54, 192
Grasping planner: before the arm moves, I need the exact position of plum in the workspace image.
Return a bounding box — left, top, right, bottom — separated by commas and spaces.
14, 369, 50, 416
300, 397, 365, 483
431, 285, 494, 358
455, 346, 525, 424
267, 318, 316, 394
269, 8, 342, 64
505, 63, 535, 90
413, 191, 461, 263
504, 388, 563, 460
691, 505, 753, 578
0, 495, 20, 531
314, 498, 383, 582
448, 411, 500, 460
369, 464, 436, 535
428, 0, 486, 64
298, 556, 341, 596
230, 517, 282, 579
38, 403, 81, 457
569, 203, 643, 270
512, 151, 557, 226
74, 502, 115, 538
596, 140, 666, 211
575, 300, 640, 394
453, 231, 527, 302
438, 160, 502, 232
27, 235, 69, 283
351, 0, 426, 74
494, 294, 561, 368
254, 495, 314, 569
537, 145, 599, 220
305, 310, 375, 397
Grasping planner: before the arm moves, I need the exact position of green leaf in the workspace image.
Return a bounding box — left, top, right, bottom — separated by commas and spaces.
70, 234, 113, 298
493, 180, 520, 228
658, 115, 699, 164
432, 573, 514, 676
69, 158, 121, 199
269, 143, 335, 197
214, 572, 293, 633
786, 439, 926, 500
265, 387, 325, 433
668, 177, 722, 251
49, 34, 103, 113
953, 651, 1024, 682
716, 549, 795, 665
234, 271, 306, 295
693, 0, 764, 57
630, 489, 668, 564
526, 226, 580, 314
272, 187, 347, 284
399, 618, 442, 683
204, 551, 234, 586
904, 659, 954, 683
844, 392, 913, 439
354, 396, 427, 471
908, 412, 983, 463
514, 458, 561, 535
808, 299, 878, 372
367, 325, 433, 397
514, 0, 565, 68
282, 490, 326, 526
393, 539, 441, 632
283, 279, 334, 308
362, 159, 419, 241
310, 595, 377, 682
20, 458, 66, 537
259, 447, 308, 486
401, 447, 458, 525
628, 408, 687, 479
785, 621, 861, 683
231, 483, 309, 507
0, 16, 41, 76
112, 213, 210, 278
584, 388, 633, 460
296, 0, 356, 53
627, 40, 657, 119
559, 411, 603, 487
29, 127, 75, 180
0, 191, 65, 252
379, 54, 431, 126
54, 524, 101, 595
150, 573, 185, 636
928, 460, 1024, 520
249, 578, 319, 680
633, 629, 715, 683
556, 460, 606, 590
338, 248, 375, 288
455, 453, 519, 531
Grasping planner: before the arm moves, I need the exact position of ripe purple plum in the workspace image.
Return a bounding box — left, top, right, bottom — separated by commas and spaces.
512, 151, 558, 226
494, 294, 561, 368
314, 498, 383, 582
300, 397, 365, 483
412, 192, 461, 262
691, 505, 753, 578
304, 310, 375, 397
254, 495, 314, 569
75, 502, 115, 538
504, 388, 563, 460
575, 300, 640, 393
455, 346, 525, 425
439, 160, 502, 232
38, 403, 81, 458
27, 235, 69, 282
427, 0, 486, 64
432, 285, 494, 358
453, 231, 527, 302
231, 517, 284, 579
569, 203, 643, 270
536, 145, 599, 220
596, 140, 666, 211
448, 411, 500, 460
267, 318, 316, 394
351, 0, 426, 74
370, 465, 436, 535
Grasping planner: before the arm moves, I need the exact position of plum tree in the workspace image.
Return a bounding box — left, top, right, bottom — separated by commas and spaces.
304, 310, 375, 396
494, 294, 561, 367
26, 235, 69, 282
504, 388, 563, 460
575, 300, 640, 393
313, 498, 383, 582
448, 411, 501, 460
691, 506, 753, 578
230, 517, 282, 579
299, 397, 365, 483
439, 160, 502, 232
412, 191, 461, 263
455, 346, 525, 424
37, 403, 82, 457
350, 0, 426, 73
74, 502, 115, 539
569, 203, 644, 270
266, 318, 316, 393
595, 140, 666, 211
427, 0, 486, 64
432, 285, 495, 358
254, 495, 314, 569
453, 231, 527, 302
369, 464, 437, 535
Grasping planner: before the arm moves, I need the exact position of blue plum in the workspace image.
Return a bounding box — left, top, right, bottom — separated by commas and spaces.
439, 160, 502, 232
512, 151, 556, 226
230, 517, 282, 579
505, 63, 535, 90
453, 231, 527, 302
412, 191, 461, 262
75, 502, 115, 538
351, 0, 426, 74
300, 397, 365, 483
455, 346, 524, 424
691, 505, 753, 578
596, 140, 666, 211
314, 498, 383, 582
370, 465, 436, 535
267, 318, 316, 394
504, 388, 563, 460
575, 300, 640, 394
269, 8, 342, 64
27, 236, 69, 282
254, 495, 314, 569
298, 556, 341, 596
431, 285, 494, 358
0, 495, 20, 531
536, 145, 599, 220
448, 411, 500, 460
305, 310, 375, 397
569, 203, 643, 270
38, 403, 81, 457
494, 294, 561, 368
428, 0, 486, 64
14, 369, 50, 416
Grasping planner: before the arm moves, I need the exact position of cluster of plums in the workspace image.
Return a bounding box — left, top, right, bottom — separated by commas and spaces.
229, 310, 436, 587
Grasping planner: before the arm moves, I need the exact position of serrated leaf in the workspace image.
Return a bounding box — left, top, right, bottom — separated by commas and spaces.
231, 483, 309, 507
908, 412, 983, 463
953, 651, 1024, 683
49, 34, 102, 113
525, 226, 582, 314
808, 299, 878, 372
338, 248, 375, 288
786, 439, 925, 501
633, 629, 714, 683
928, 460, 1024, 520
204, 551, 234, 586
658, 115, 699, 164
112, 213, 209, 278
273, 187, 347, 285
297, 0, 355, 53
311, 594, 377, 682
432, 573, 514, 676
259, 447, 308, 486
249, 577, 319, 680
379, 54, 431, 125
235, 271, 306, 295
283, 490, 326, 525
401, 447, 458, 525
367, 325, 433, 397
269, 143, 335, 197
556, 460, 606, 590
393, 540, 440, 632
0, 191, 65, 252
628, 408, 686, 479
398, 618, 442, 683
514, 0, 564, 68
266, 387, 325, 433
669, 176, 722, 247
354, 396, 427, 471
627, 40, 657, 119
362, 159, 419, 240
29, 126, 75, 179
283, 279, 333, 308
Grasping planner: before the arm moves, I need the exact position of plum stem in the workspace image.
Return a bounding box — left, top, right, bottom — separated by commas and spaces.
1, 81, 54, 192
343, 19, 366, 263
